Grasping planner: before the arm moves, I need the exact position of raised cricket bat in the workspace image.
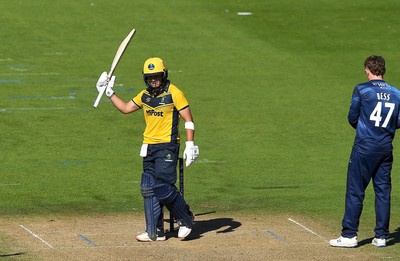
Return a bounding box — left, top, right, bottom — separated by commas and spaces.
93, 28, 136, 108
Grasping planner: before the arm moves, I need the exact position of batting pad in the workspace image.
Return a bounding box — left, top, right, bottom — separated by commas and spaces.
153, 183, 194, 228
140, 173, 161, 240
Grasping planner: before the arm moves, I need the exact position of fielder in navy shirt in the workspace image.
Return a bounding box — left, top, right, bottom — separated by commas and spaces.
330, 55, 400, 248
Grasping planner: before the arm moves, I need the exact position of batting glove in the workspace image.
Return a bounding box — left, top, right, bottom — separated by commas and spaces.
183, 141, 199, 167
106, 76, 116, 97
96, 71, 108, 93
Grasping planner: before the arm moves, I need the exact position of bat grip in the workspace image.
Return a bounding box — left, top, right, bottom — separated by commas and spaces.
93, 83, 107, 108
93, 73, 112, 108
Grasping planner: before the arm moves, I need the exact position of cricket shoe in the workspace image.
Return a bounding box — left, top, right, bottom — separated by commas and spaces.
178, 226, 192, 238
136, 229, 166, 242
329, 236, 357, 248
178, 212, 195, 239
371, 238, 386, 247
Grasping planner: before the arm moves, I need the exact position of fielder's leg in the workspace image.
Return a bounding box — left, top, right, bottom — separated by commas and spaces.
372, 154, 392, 240
140, 172, 162, 241
341, 149, 376, 239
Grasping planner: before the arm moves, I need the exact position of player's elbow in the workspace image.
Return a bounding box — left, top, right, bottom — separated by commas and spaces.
349, 120, 358, 129
119, 103, 138, 114
120, 107, 133, 114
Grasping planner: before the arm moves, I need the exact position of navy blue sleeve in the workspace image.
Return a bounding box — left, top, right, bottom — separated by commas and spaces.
348, 86, 360, 129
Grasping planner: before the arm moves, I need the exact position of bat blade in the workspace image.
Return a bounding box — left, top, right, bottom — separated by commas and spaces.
107, 28, 136, 78
93, 28, 136, 108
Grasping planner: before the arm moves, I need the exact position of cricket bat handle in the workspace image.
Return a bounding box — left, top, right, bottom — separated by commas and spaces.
93, 85, 106, 108
93, 70, 113, 108
93, 69, 114, 108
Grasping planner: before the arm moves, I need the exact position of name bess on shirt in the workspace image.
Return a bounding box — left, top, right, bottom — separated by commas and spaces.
377, 92, 391, 101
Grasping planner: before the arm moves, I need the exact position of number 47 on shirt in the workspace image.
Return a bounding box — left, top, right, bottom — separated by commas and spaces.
370, 101, 395, 128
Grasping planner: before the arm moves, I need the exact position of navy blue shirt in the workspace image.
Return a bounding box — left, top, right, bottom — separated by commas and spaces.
348, 80, 400, 154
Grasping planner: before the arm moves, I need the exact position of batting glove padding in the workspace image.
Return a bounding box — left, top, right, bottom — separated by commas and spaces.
183, 141, 199, 167
96, 71, 108, 92
106, 75, 115, 97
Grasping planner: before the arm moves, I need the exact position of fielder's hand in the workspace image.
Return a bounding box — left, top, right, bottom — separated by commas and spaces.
183, 141, 199, 167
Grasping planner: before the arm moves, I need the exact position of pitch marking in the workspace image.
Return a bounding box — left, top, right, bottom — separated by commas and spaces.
266, 230, 286, 242
78, 234, 97, 247
19, 225, 54, 248
288, 218, 328, 243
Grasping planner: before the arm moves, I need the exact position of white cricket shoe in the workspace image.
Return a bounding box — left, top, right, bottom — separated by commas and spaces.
136, 230, 166, 242
178, 226, 192, 238
371, 238, 386, 247
177, 212, 195, 239
329, 236, 357, 248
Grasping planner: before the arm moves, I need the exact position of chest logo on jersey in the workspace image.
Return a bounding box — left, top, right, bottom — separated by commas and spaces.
146, 109, 164, 117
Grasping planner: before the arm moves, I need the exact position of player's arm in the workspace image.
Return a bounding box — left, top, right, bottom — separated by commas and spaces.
179, 107, 194, 141
394, 91, 400, 129
109, 95, 140, 114
179, 106, 199, 167
348, 87, 361, 129
96, 72, 140, 114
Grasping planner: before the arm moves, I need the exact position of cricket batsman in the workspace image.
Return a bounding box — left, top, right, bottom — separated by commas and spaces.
96, 57, 199, 241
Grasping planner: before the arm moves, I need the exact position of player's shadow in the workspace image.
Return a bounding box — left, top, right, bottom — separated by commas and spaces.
357, 227, 400, 247
0, 252, 26, 258
166, 211, 242, 241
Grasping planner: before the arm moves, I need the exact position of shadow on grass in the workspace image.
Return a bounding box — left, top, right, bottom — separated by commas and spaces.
166, 211, 242, 241
357, 227, 400, 247
0, 252, 26, 258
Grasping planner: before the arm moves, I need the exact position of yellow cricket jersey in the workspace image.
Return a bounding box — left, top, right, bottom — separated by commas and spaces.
132, 82, 189, 144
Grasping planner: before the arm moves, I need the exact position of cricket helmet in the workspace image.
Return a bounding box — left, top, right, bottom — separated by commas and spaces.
143, 57, 169, 95
143, 57, 168, 79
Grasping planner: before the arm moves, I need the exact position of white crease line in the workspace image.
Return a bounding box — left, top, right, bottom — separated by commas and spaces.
19, 225, 54, 248
288, 218, 328, 243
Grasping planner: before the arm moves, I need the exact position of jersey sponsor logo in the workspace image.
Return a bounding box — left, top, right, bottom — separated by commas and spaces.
146, 109, 164, 117
372, 81, 389, 88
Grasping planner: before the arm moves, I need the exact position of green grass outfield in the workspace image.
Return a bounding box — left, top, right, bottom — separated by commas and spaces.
1, 0, 400, 257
